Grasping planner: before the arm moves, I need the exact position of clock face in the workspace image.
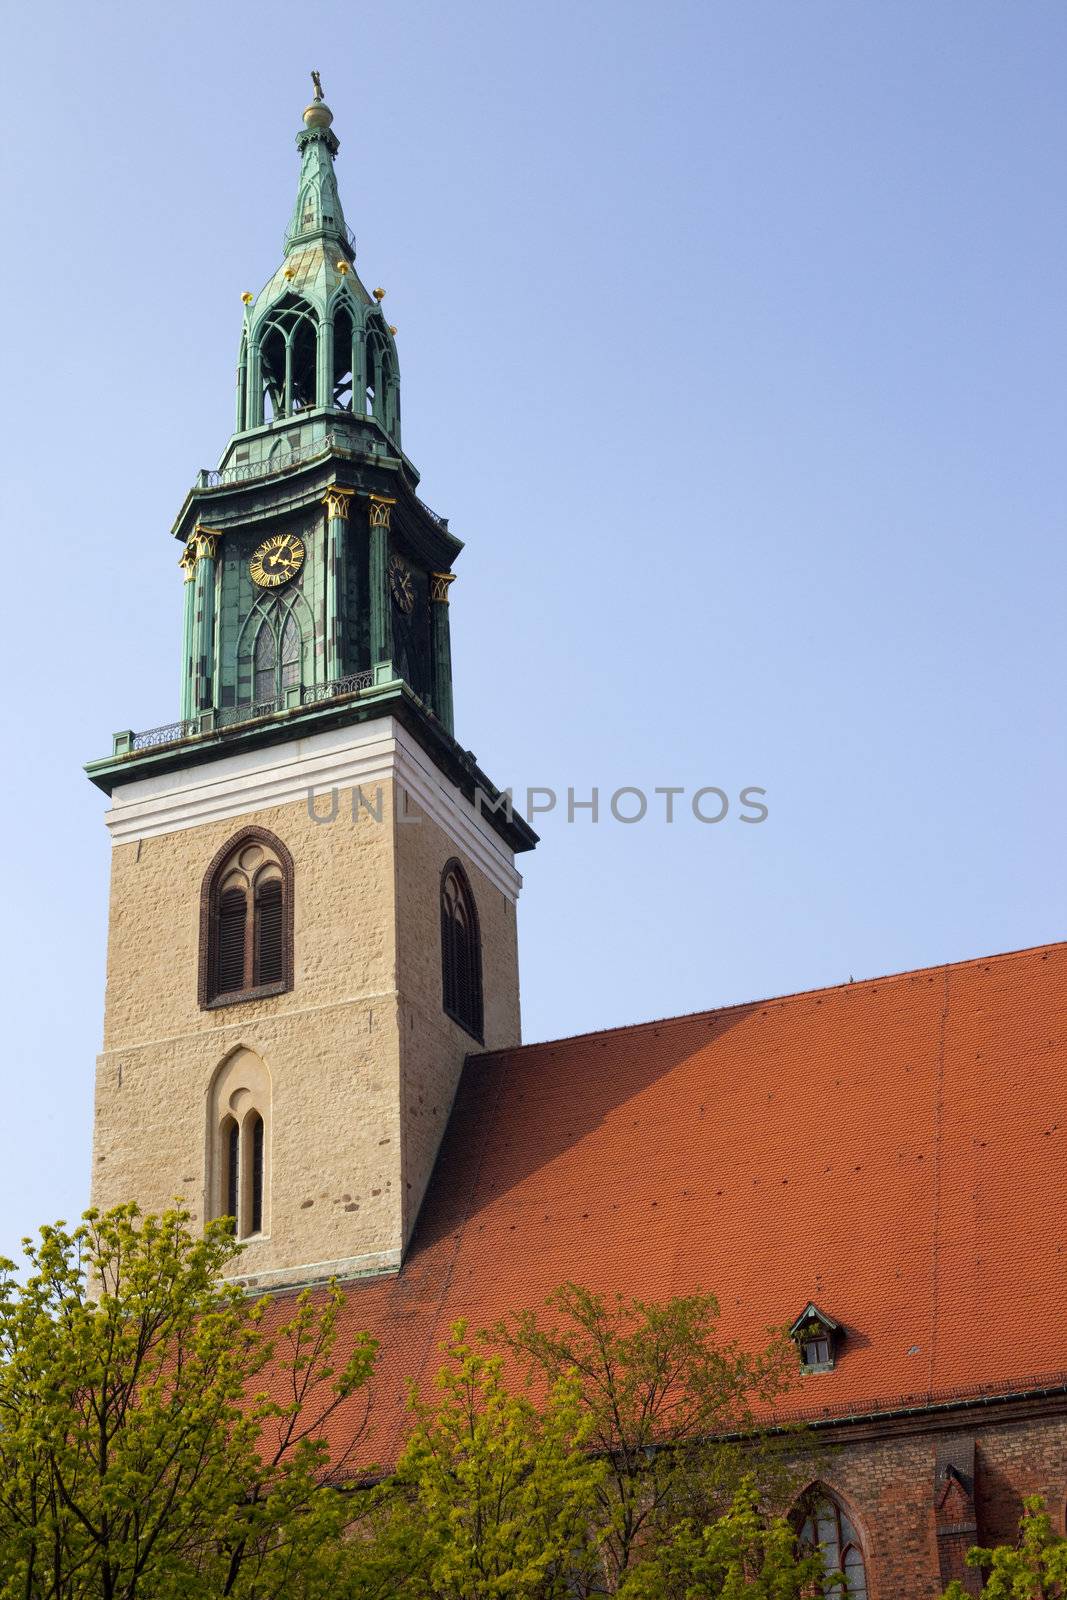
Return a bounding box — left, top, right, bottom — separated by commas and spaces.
250, 533, 305, 588
389, 554, 415, 614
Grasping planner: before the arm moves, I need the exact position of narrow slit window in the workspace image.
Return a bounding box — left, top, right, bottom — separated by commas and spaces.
249, 1114, 264, 1234
223, 1117, 239, 1231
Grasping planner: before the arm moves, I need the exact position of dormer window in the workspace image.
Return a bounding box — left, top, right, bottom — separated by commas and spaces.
789, 1303, 841, 1373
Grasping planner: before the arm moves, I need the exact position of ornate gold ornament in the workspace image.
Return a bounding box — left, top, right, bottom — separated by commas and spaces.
322, 487, 353, 520
179, 543, 198, 581
430, 572, 455, 604
368, 494, 395, 529
373, 286, 386, 301
190, 525, 221, 563
250, 532, 306, 588
241, 291, 254, 304
389, 554, 416, 614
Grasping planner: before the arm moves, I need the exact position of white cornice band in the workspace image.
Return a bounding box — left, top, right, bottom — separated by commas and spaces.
103, 717, 523, 902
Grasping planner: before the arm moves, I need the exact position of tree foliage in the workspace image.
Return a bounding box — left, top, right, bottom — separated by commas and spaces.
495, 1283, 809, 1594
355, 1324, 605, 1599
617, 1478, 828, 1600
944, 1495, 1067, 1598
0, 1205, 377, 1600
0, 1211, 824, 1600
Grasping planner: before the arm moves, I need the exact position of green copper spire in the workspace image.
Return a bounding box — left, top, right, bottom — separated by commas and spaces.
284, 72, 352, 259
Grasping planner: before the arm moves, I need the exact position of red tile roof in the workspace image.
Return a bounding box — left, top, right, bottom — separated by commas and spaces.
271, 941, 1067, 1470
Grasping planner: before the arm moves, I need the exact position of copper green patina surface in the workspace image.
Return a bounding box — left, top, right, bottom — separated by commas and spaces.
85, 77, 533, 849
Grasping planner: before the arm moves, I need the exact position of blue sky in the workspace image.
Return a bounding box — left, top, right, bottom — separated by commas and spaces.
1, 0, 1065, 1262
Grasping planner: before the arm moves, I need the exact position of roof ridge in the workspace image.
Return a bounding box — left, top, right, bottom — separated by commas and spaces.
476, 938, 1067, 1062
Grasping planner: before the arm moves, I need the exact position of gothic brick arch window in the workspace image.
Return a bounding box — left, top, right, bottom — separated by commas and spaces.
208, 1049, 271, 1241
441, 859, 483, 1041
795, 1486, 869, 1598
199, 827, 294, 1008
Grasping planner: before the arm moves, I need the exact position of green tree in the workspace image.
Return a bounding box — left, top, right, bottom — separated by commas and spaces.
495, 1284, 812, 1596
618, 1477, 829, 1600
944, 1495, 1067, 1598
356, 1323, 606, 1599
0, 1204, 377, 1600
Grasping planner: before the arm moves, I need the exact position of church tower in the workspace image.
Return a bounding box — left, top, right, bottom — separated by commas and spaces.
86, 79, 536, 1290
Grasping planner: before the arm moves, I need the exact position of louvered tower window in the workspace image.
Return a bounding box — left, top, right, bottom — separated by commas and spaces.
441, 860, 483, 1040
201, 830, 293, 1008
254, 878, 284, 985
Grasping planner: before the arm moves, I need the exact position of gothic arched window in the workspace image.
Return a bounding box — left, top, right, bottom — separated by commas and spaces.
200, 828, 294, 1008
441, 859, 483, 1040
796, 1489, 868, 1599
332, 300, 355, 409
280, 613, 301, 692
209, 1049, 271, 1241
254, 619, 277, 705
257, 294, 319, 419
248, 609, 304, 708
363, 316, 400, 441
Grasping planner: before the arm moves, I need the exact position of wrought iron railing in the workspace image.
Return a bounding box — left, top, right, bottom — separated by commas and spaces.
193, 435, 450, 530
197, 430, 347, 489
131, 719, 200, 752
125, 670, 376, 755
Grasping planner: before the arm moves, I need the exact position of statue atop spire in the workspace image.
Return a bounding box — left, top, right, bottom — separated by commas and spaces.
302, 70, 334, 133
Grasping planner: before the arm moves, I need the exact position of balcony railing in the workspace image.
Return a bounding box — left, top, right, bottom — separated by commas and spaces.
192, 427, 449, 528
196, 428, 349, 489
121, 670, 376, 756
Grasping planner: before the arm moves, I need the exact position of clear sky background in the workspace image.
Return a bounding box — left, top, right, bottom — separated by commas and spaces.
1, 0, 1064, 1263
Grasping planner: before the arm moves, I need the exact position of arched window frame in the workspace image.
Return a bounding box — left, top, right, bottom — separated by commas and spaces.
329, 289, 358, 411
238, 597, 311, 710
793, 1485, 869, 1599
363, 312, 401, 441
208, 1049, 271, 1242
440, 858, 483, 1042
199, 826, 295, 1009
255, 294, 319, 420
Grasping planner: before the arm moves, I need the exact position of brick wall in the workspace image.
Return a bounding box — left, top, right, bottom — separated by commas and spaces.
783, 1403, 1067, 1596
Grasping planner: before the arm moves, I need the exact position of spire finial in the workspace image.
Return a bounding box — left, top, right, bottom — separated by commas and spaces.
303, 71, 333, 130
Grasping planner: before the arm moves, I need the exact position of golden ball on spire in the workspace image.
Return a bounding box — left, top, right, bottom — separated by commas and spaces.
373, 287, 386, 302
303, 68, 333, 129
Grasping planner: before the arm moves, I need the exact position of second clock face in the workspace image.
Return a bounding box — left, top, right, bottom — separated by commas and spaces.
250, 533, 305, 588
389, 554, 415, 614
